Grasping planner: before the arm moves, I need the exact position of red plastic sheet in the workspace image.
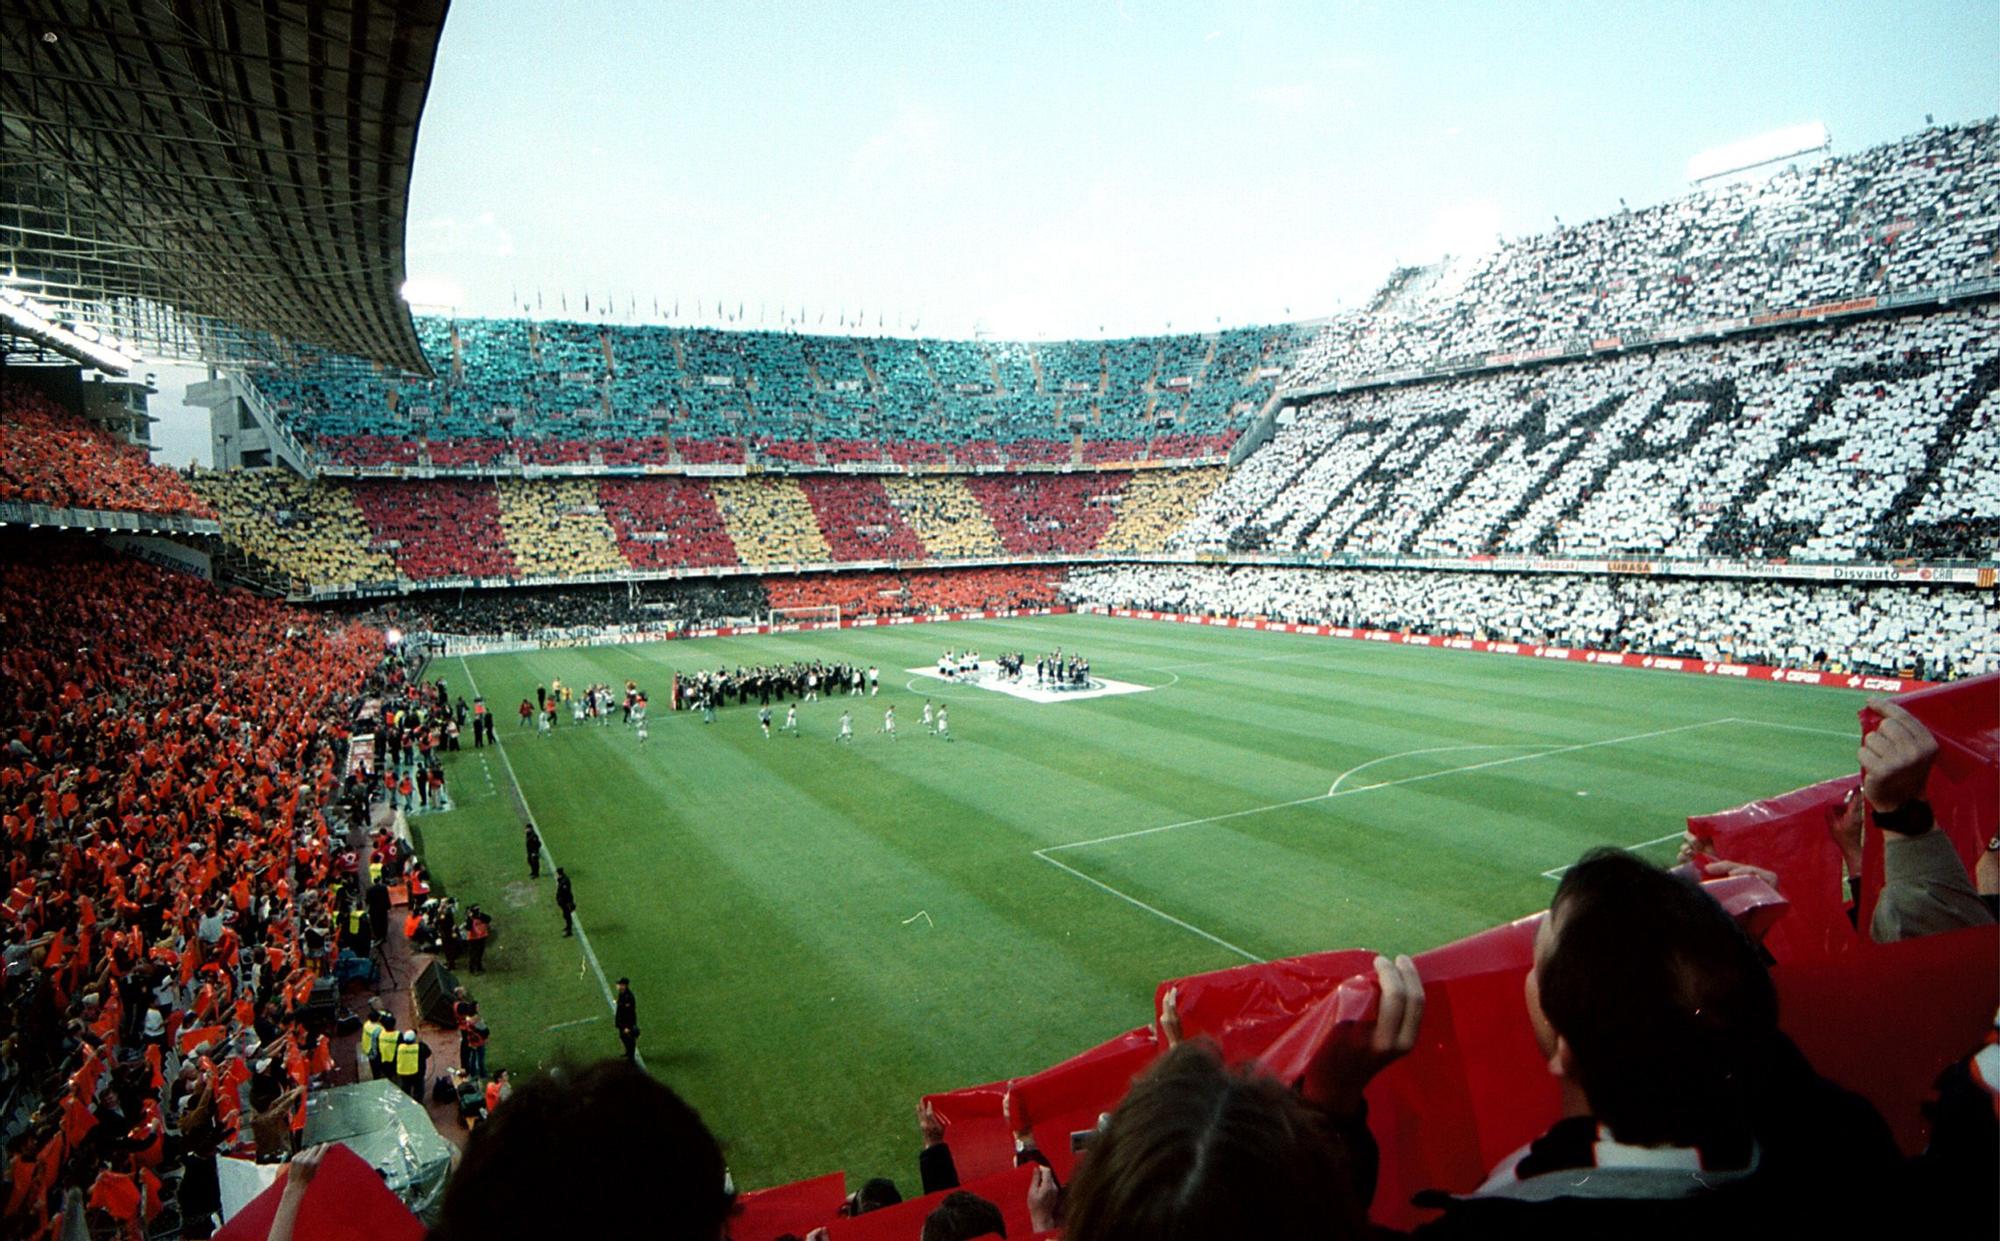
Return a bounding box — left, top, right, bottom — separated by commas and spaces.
920, 1079, 1013, 1185
213, 1142, 423, 1241
730, 1171, 846, 1241
1776, 924, 1999, 1154
1687, 774, 1861, 963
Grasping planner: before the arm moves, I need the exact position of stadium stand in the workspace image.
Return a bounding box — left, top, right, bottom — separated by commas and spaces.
383, 579, 772, 638
0, 381, 215, 518
348, 479, 517, 582
245, 323, 1304, 468
1287, 119, 2000, 388
597, 476, 743, 570
1098, 467, 1226, 553
963, 472, 1130, 555
1063, 563, 2000, 680
762, 566, 1065, 619
877, 475, 1008, 559
795, 475, 928, 561
711, 476, 835, 566
0, 535, 388, 1238
193, 469, 397, 589
493, 478, 627, 578
1182, 304, 2000, 562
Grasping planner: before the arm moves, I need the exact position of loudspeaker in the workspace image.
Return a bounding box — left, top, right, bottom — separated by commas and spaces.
411, 960, 463, 1028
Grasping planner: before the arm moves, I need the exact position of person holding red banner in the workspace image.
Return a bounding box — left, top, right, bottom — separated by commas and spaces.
1860, 700, 1995, 942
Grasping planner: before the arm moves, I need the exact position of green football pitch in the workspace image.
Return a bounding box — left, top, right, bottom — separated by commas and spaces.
417, 612, 1863, 1189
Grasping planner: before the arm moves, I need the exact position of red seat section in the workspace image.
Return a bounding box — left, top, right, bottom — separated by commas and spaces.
348, 479, 516, 580
598, 477, 741, 570
423, 437, 507, 468
797, 476, 926, 561
963, 473, 1129, 554
675, 435, 747, 464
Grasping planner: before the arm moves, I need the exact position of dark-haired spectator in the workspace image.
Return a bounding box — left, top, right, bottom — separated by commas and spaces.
922, 1189, 1007, 1241
1399, 849, 1898, 1236
430, 1059, 733, 1241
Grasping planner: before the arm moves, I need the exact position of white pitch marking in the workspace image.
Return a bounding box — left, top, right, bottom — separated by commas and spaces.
902, 910, 934, 927
543, 1015, 604, 1033
1540, 832, 1687, 880
459, 657, 644, 1071
1044, 719, 1735, 856
1722, 717, 1856, 739
1035, 720, 1738, 959
1033, 848, 1263, 963
1326, 743, 1554, 796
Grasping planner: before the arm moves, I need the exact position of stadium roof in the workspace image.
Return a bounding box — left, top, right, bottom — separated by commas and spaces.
0, 0, 447, 375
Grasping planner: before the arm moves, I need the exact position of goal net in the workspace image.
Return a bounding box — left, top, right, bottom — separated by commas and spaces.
768, 605, 840, 629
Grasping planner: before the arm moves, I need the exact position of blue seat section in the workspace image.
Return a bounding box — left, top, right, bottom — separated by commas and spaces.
243, 317, 1309, 465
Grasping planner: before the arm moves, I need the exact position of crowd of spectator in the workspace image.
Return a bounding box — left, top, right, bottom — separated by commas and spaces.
763, 567, 1064, 620
493, 479, 627, 579
0, 382, 215, 520
711, 477, 835, 567
877, 476, 1007, 559
0, 535, 389, 1237
1098, 468, 1225, 553
596, 476, 743, 571
1181, 304, 2000, 563
249, 316, 1304, 470
344, 479, 518, 583
369, 579, 771, 639
1288, 118, 2000, 388
192, 470, 1239, 591
1062, 563, 2000, 679
192, 470, 395, 591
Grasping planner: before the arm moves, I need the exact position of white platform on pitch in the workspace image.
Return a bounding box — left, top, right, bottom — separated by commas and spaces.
904, 667, 1152, 704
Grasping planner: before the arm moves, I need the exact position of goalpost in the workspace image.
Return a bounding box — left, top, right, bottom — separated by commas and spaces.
768, 604, 841, 629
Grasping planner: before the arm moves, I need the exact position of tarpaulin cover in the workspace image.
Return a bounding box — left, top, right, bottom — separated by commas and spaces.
213, 1141, 425, 1241
1687, 774, 1861, 963
300, 1081, 453, 1219
730, 1171, 845, 1241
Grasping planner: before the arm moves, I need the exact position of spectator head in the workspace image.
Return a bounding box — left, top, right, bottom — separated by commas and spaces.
921, 1190, 1006, 1241
845, 1176, 902, 1215
1529, 848, 1779, 1151
1062, 1039, 1364, 1241
433, 1058, 732, 1241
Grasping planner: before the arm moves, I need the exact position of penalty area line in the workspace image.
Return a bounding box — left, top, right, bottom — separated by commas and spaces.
1032, 848, 1263, 964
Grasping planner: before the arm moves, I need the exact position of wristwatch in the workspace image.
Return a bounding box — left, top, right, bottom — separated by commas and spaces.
1874, 800, 1934, 837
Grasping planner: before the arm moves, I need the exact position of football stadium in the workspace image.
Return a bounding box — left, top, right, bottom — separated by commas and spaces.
2, 3, 1997, 1239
